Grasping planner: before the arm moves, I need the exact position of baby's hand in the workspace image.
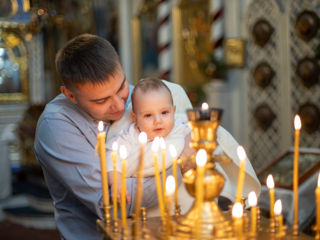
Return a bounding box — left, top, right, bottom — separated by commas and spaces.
108, 171, 131, 204
180, 133, 196, 158
179, 133, 196, 174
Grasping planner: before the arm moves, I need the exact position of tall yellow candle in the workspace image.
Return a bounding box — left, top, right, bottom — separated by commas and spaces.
169, 144, 178, 207
274, 199, 285, 238
152, 137, 165, 220
196, 149, 207, 208
316, 173, 320, 229
248, 191, 257, 237
165, 175, 175, 235
97, 121, 109, 207
293, 115, 301, 233
134, 132, 147, 226
232, 202, 244, 237
119, 145, 128, 229
235, 146, 247, 203
159, 137, 167, 210
159, 138, 166, 195
111, 142, 118, 221
267, 174, 275, 218
195, 149, 207, 239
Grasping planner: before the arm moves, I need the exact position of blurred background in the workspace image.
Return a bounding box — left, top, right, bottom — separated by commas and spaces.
0, 0, 319, 239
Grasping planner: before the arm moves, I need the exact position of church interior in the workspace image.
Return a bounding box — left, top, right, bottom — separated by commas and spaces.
0, 0, 319, 239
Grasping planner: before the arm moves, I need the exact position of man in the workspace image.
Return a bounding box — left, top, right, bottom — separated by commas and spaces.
34, 34, 188, 240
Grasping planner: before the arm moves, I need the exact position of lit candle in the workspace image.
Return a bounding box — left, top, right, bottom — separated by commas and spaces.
316, 173, 320, 229
195, 149, 207, 239
293, 115, 301, 233
267, 174, 275, 219
134, 132, 147, 226
196, 149, 207, 207
119, 145, 127, 229
232, 202, 244, 237
112, 142, 118, 221
97, 121, 109, 207
152, 137, 165, 220
165, 175, 175, 235
274, 199, 285, 237
201, 102, 209, 110
159, 138, 166, 201
200, 102, 209, 120
169, 144, 178, 208
235, 146, 247, 203
248, 191, 257, 236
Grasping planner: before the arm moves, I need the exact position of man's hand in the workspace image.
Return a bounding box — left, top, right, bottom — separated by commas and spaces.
107, 171, 131, 204
179, 132, 196, 174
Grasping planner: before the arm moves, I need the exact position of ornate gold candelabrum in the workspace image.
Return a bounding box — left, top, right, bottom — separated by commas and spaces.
94, 105, 311, 240
173, 107, 235, 238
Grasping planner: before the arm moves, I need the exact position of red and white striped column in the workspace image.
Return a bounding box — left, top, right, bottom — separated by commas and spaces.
210, 0, 224, 60
157, 0, 172, 81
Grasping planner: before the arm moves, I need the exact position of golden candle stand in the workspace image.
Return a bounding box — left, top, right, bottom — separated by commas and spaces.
96, 107, 313, 239
96, 209, 313, 240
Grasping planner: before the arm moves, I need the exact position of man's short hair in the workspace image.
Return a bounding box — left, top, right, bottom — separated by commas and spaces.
131, 77, 173, 112
55, 33, 120, 89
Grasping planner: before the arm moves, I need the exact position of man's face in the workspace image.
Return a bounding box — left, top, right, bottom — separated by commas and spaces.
61, 68, 129, 122
131, 88, 176, 141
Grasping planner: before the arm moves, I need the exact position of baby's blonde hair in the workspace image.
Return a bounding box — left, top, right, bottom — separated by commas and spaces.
131, 77, 173, 112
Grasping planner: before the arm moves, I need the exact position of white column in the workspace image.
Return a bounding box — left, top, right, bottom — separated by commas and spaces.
225, 0, 239, 38
28, 33, 45, 103
118, 0, 133, 83
224, 0, 243, 141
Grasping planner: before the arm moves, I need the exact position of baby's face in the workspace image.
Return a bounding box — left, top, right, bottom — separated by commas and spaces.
131, 88, 176, 141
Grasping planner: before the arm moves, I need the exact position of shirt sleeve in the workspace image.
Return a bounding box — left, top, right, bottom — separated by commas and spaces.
34, 116, 105, 218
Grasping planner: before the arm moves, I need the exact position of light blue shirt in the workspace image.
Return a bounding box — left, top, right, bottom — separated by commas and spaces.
34, 86, 164, 240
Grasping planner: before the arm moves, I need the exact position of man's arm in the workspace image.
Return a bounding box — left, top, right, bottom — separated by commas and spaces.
35, 115, 159, 217
34, 117, 106, 218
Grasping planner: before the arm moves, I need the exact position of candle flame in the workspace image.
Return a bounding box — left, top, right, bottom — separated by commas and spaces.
294, 115, 301, 130
196, 149, 207, 167
248, 191, 257, 207
201, 102, 209, 110
166, 175, 175, 196
232, 202, 243, 218
159, 137, 166, 150
318, 173, 320, 187
112, 141, 118, 152
237, 146, 247, 162
169, 144, 177, 158
139, 132, 147, 145
98, 121, 104, 132
266, 174, 275, 189
152, 137, 160, 152
274, 199, 282, 216
119, 145, 127, 159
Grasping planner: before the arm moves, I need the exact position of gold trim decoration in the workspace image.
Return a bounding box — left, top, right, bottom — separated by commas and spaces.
224, 38, 245, 68
172, 5, 182, 86
172, 0, 212, 88
131, 17, 142, 84
131, 0, 158, 84
0, 30, 29, 102
22, 0, 30, 12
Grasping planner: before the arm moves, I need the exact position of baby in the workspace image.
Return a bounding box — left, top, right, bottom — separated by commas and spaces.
106, 77, 190, 202
106, 77, 261, 217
